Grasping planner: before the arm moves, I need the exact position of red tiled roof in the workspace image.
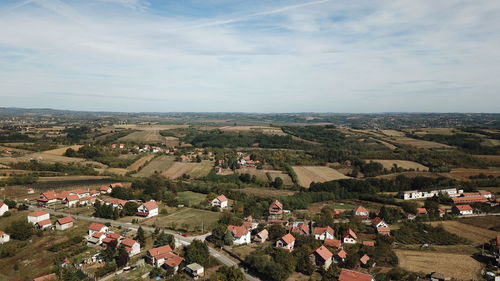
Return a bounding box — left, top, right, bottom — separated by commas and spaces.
313, 226, 334, 235
417, 208, 428, 214
56, 216, 73, 225
65, 194, 79, 202
281, 233, 295, 244
455, 205, 473, 211
216, 195, 228, 202
33, 273, 57, 281
324, 239, 341, 248
100, 186, 110, 191
0, 202, 5, 207
104, 198, 127, 206
362, 241, 375, 247
121, 238, 137, 248
336, 249, 347, 259
37, 219, 52, 226
92, 232, 105, 238
106, 233, 121, 240
313, 245, 333, 261
28, 210, 49, 217
88, 222, 106, 231
227, 225, 249, 238
339, 269, 373, 281
148, 245, 173, 258
269, 200, 283, 210
164, 254, 184, 267
343, 228, 357, 239
110, 183, 123, 188
291, 222, 310, 235
377, 227, 391, 234
40, 191, 58, 200
0, 231, 4, 235
142, 201, 158, 210
452, 195, 488, 204
371, 217, 384, 225
360, 254, 370, 265
353, 205, 368, 214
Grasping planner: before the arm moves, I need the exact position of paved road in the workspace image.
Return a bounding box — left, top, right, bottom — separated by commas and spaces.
29, 206, 260, 281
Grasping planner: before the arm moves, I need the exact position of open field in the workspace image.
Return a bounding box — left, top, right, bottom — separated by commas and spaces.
114, 124, 189, 131
127, 154, 155, 171
177, 191, 207, 206
218, 126, 287, 135
370, 138, 397, 150
363, 159, 429, 171
133, 155, 175, 177
0, 152, 107, 168
292, 166, 350, 187
375, 171, 439, 179
161, 161, 213, 179
97, 167, 130, 175
404, 127, 460, 136
395, 249, 481, 280
429, 220, 499, 245
458, 216, 500, 232
43, 145, 83, 156
379, 129, 406, 137
307, 201, 356, 213
239, 187, 297, 197
236, 167, 294, 185
141, 207, 221, 231
472, 154, 500, 163
391, 137, 452, 149
439, 168, 500, 181
118, 130, 165, 143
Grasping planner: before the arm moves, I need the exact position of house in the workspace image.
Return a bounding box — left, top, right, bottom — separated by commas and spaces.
211, 195, 228, 209
64, 194, 80, 207
38, 191, 59, 205
352, 206, 369, 219
137, 201, 159, 218
310, 246, 333, 269
55, 216, 73, 230
479, 190, 493, 199
243, 216, 258, 230
27, 211, 50, 224
88, 222, 108, 236
362, 241, 375, 247
102, 233, 123, 247
269, 200, 284, 216
338, 269, 374, 281
291, 222, 310, 236
438, 208, 446, 217
87, 232, 106, 246
36, 219, 52, 230
371, 217, 388, 228
33, 273, 58, 281
27, 188, 35, 194
0, 231, 10, 244
360, 254, 371, 267
103, 198, 127, 209
276, 233, 295, 251
78, 196, 96, 205
342, 229, 357, 244
335, 249, 347, 263
69, 189, 90, 198
452, 205, 473, 215
227, 225, 251, 245
121, 238, 140, 257
185, 263, 204, 279
324, 239, 341, 249
397, 188, 463, 200
376, 227, 391, 236
147, 245, 184, 271
100, 185, 112, 194
417, 208, 428, 215
0, 202, 8, 216
253, 229, 269, 243
313, 226, 335, 240
430, 272, 451, 281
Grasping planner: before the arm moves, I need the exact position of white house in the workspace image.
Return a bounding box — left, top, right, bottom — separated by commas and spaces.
398, 188, 463, 200
87, 232, 106, 246
227, 225, 251, 245
352, 206, 369, 218
27, 211, 50, 225
185, 263, 204, 279
121, 238, 140, 257
0, 202, 8, 216
137, 201, 159, 218
313, 226, 335, 240
310, 246, 333, 270
103, 198, 127, 209
88, 222, 108, 236
453, 205, 474, 215
0, 231, 10, 244
147, 245, 184, 272
36, 219, 52, 230
253, 229, 269, 243
371, 217, 389, 228
64, 194, 80, 207
342, 229, 357, 244
276, 233, 295, 251
55, 216, 74, 230
211, 195, 228, 209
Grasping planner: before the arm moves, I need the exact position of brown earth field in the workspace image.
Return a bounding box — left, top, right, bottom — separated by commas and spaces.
218, 126, 287, 135
458, 216, 500, 232
439, 168, 500, 181
395, 249, 481, 280
363, 159, 429, 171
43, 145, 83, 156
429, 220, 500, 245
472, 154, 500, 163
238, 187, 297, 197
292, 166, 351, 187
127, 154, 155, 171
118, 130, 165, 143
114, 124, 189, 131
391, 137, 452, 149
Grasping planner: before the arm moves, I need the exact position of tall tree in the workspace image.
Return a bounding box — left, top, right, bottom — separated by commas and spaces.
136, 226, 146, 246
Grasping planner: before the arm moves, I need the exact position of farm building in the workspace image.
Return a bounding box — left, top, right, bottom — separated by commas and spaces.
55, 216, 73, 230
269, 200, 284, 216
397, 188, 463, 200
452, 195, 488, 204
27, 210, 50, 224
36, 219, 52, 230
452, 205, 473, 215
137, 200, 159, 218
227, 225, 251, 245
0, 202, 8, 216
211, 195, 228, 209
0, 231, 10, 244
276, 233, 295, 251
102, 198, 127, 209
291, 222, 310, 236
185, 263, 204, 279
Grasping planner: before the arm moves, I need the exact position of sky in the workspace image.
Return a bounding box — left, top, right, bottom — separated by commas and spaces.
0, 0, 499, 113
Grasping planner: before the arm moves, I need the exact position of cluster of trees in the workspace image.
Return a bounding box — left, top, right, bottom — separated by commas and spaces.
93, 201, 136, 219
10, 160, 98, 175
65, 145, 140, 168
411, 133, 500, 155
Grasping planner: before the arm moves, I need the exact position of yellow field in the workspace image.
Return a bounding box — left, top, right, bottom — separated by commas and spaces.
162, 161, 212, 179
439, 168, 500, 181
379, 129, 406, 137
133, 155, 175, 177
395, 249, 481, 280
43, 145, 83, 156
127, 154, 155, 171
363, 159, 429, 171
292, 166, 350, 187
473, 154, 500, 163
118, 130, 165, 143
429, 220, 500, 245
0, 152, 107, 168
392, 137, 452, 149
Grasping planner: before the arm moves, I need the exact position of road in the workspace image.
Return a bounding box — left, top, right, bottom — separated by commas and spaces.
29, 206, 260, 281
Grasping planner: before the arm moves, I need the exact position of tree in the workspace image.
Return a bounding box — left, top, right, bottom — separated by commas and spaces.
273, 177, 283, 188
113, 208, 120, 220
64, 148, 78, 157
154, 231, 175, 248
101, 240, 117, 262
214, 266, 244, 281
224, 231, 234, 246
321, 263, 340, 281
123, 201, 139, 216
6, 220, 33, 240
116, 245, 130, 267
268, 224, 286, 241
136, 226, 146, 246
184, 239, 209, 266
294, 247, 315, 275
3, 199, 16, 209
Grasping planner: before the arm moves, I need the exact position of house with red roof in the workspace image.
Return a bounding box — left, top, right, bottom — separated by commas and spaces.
147, 245, 184, 272
55, 216, 73, 230
211, 195, 228, 209
27, 211, 50, 224
0, 231, 10, 244
227, 225, 251, 245
335, 249, 347, 263
376, 227, 391, 236
324, 238, 341, 249
121, 238, 140, 257
339, 269, 374, 281
87, 232, 106, 246
352, 206, 369, 218
291, 222, 310, 236
269, 200, 284, 216
253, 229, 269, 243
452, 205, 473, 215
38, 191, 59, 205
362, 241, 375, 247
360, 254, 372, 267
88, 222, 108, 236
33, 273, 58, 281
313, 226, 335, 240
103, 198, 127, 209
310, 246, 333, 269
102, 233, 123, 247
0, 201, 8, 216
100, 185, 112, 194
276, 233, 295, 251
63, 194, 80, 207
417, 208, 428, 215
342, 229, 357, 244
371, 217, 388, 228
137, 200, 159, 217
36, 219, 52, 230
452, 195, 488, 204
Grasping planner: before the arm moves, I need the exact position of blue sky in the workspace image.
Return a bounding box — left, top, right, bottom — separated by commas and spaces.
0, 0, 499, 113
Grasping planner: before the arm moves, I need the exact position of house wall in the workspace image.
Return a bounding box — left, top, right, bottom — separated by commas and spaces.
0, 204, 8, 216
28, 213, 50, 224
343, 237, 356, 244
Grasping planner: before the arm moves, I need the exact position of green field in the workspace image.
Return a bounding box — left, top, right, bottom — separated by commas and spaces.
177, 191, 207, 206
133, 155, 175, 177
142, 207, 221, 232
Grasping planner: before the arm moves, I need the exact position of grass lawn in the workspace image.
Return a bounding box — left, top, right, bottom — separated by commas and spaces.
141, 207, 221, 233
177, 191, 207, 206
